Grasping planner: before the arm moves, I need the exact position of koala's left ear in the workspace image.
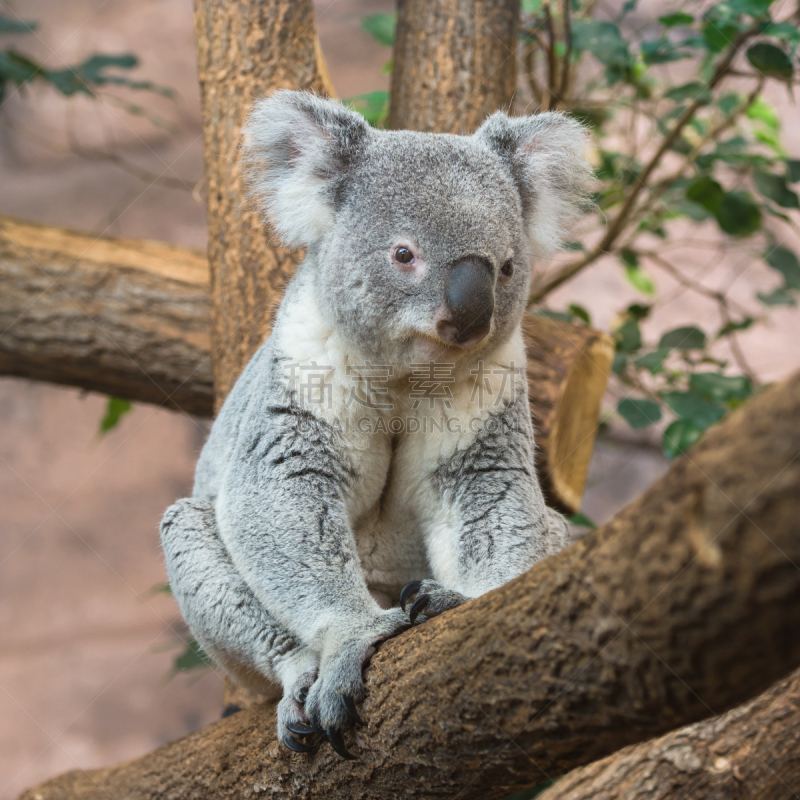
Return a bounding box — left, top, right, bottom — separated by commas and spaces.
474, 111, 594, 257
242, 90, 370, 248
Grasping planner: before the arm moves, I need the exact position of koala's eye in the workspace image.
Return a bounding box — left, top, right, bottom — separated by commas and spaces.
393, 246, 414, 264
499, 260, 514, 281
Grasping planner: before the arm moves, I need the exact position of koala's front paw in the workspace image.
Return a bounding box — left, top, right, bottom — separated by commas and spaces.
400, 580, 467, 625
304, 609, 409, 758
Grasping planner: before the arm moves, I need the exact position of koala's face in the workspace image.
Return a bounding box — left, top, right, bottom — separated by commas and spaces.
244, 92, 592, 367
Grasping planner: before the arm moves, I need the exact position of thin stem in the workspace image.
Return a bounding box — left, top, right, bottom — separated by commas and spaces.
544, 2, 557, 110
557, 0, 572, 103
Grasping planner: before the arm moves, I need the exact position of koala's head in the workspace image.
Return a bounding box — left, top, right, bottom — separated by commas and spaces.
243, 91, 592, 366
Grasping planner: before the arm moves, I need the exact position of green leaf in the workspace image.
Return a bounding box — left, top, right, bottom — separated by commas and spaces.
764, 21, 800, 50
662, 418, 703, 458
344, 90, 390, 127
660, 12, 693, 27
612, 352, 628, 374
689, 372, 752, 402
659, 326, 707, 350
0, 50, 43, 86
634, 348, 670, 374
746, 42, 794, 80
765, 246, 800, 289
686, 176, 724, 212
716, 191, 762, 236
568, 303, 591, 324
571, 20, 631, 69
564, 241, 585, 251
618, 398, 662, 429
718, 317, 754, 337
174, 639, 213, 672
786, 159, 800, 183
662, 390, 725, 429
746, 96, 780, 129
703, 22, 739, 53
664, 81, 709, 103
521, 0, 543, 14
642, 38, 691, 64
0, 14, 37, 33
99, 397, 132, 434
615, 317, 642, 353
567, 512, 597, 529
753, 170, 799, 208
624, 263, 656, 294
758, 287, 797, 306
361, 13, 396, 47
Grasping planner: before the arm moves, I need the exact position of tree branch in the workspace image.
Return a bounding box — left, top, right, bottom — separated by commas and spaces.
20, 370, 800, 800
538, 667, 800, 800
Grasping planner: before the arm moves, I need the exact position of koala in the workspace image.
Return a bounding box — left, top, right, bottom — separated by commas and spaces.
160, 91, 592, 759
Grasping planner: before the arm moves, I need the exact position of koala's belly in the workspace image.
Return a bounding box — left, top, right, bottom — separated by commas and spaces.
352, 480, 434, 604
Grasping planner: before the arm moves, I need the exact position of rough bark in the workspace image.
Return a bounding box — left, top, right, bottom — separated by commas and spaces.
0, 214, 213, 416
0, 213, 610, 512
193, 0, 334, 404
537, 668, 800, 800
19, 371, 800, 800
388, 0, 520, 134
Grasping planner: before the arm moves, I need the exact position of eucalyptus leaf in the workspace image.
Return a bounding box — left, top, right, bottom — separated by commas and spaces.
361, 13, 396, 47
758, 288, 797, 306
344, 90, 389, 127
715, 191, 762, 236
659, 326, 707, 350
664, 81, 709, 103
174, 639, 213, 672
100, 397, 132, 434
659, 12, 693, 27
567, 512, 597, 529
663, 419, 703, 458
786, 160, 800, 183
765, 246, 800, 289
634, 348, 670, 374
624, 263, 656, 294
662, 390, 725, 429
746, 42, 794, 80
618, 397, 662, 429
703, 22, 739, 53
753, 170, 800, 208
615, 317, 642, 353
0, 14, 37, 33
689, 372, 752, 402
571, 20, 631, 69
686, 176, 724, 212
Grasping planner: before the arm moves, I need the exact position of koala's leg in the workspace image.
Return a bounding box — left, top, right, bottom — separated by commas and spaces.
403, 392, 571, 624
160, 498, 320, 752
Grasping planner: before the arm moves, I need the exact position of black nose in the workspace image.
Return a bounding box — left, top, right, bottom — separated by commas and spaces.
437, 257, 494, 347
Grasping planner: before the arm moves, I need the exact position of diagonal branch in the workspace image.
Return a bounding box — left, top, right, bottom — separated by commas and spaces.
19, 370, 800, 800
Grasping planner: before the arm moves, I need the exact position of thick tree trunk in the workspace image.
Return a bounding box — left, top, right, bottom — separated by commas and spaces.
193, 0, 334, 404
19, 371, 800, 800
0, 214, 609, 513
388, 0, 520, 133
537, 668, 800, 800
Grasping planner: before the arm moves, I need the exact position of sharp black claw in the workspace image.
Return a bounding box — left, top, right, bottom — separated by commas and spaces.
400, 580, 423, 611
326, 727, 356, 759
409, 593, 431, 625
283, 734, 314, 753
298, 687, 309, 703
286, 720, 315, 736
340, 694, 364, 726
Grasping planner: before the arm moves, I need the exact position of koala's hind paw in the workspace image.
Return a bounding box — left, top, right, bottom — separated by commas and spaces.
400, 580, 467, 625
277, 671, 318, 755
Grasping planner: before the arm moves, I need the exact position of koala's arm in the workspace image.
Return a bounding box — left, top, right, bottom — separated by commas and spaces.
409, 389, 569, 619
214, 376, 406, 660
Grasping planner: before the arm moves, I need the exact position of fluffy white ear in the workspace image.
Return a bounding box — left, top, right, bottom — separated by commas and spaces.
242, 91, 370, 248
475, 111, 594, 257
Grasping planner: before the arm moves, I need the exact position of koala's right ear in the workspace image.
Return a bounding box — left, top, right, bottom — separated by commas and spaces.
242, 91, 370, 248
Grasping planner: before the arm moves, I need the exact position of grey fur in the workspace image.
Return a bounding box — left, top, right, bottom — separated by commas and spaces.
161, 91, 591, 750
